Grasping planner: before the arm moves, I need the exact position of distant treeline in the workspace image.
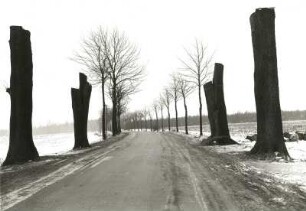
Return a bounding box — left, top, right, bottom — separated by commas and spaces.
156, 110, 306, 129
0, 110, 304, 136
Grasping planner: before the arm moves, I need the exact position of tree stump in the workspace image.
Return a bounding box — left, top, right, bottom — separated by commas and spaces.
250, 8, 289, 157
71, 73, 92, 149
3, 26, 39, 166
202, 63, 237, 145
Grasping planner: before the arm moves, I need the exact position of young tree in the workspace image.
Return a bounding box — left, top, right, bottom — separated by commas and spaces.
3, 26, 39, 165
159, 95, 165, 132
178, 74, 194, 134
148, 110, 153, 131
170, 74, 181, 132
162, 88, 172, 131
142, 108, 149, 131
102, 29, 144, 136
179, 40, 213, 136
153, 102, 159, 131
73, 27, 108, 140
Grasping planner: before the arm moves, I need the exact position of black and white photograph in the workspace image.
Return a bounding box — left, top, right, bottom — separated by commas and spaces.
0, 0, 306, 210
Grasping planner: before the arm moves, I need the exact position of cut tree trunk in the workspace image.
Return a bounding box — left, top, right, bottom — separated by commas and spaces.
202, 63, 237, 145
3, 26, 39, 166
250, 8, 289, 157
71, 73, 92, 149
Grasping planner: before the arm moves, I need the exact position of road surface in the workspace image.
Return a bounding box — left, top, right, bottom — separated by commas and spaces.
6, 132, 306, 210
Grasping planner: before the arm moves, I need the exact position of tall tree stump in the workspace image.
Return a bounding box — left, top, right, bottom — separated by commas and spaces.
202, 63, 237, 145
250, 8, 289, 157
3, 26, 39, 166
71, 73, 92, 149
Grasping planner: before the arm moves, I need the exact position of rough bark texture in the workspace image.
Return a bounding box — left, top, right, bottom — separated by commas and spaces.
202, 63, 237, 145
250, 8, 289, 157
167, 110, 171, 131
198, 84, 203, 136
71, 73, 92, 149
183, 95, 189, 135
101, 81, 107, 140
174, 99, 179, 132
3, 26, 39, 166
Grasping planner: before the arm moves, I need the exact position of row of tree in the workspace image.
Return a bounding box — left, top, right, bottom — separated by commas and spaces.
2, 26, 144, 166
121, 8, 291, 159
73, 28, 144, 139
121, 39, 212, 136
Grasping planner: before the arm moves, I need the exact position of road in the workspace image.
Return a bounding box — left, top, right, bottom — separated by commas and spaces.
6, 132, 306, 211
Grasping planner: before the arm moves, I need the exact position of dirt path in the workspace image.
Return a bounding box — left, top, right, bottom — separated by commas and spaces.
2, 132, 306, 210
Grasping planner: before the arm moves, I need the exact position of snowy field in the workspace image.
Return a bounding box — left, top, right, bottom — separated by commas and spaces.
181, 120, 306, 191
0, 132, 104, 164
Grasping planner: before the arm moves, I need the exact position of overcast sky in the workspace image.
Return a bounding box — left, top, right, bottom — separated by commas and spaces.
0, 0, 305, 130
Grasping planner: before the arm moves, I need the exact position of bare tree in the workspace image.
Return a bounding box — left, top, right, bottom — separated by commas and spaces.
158, 95, 165, 132
162, 88, 172, 131
73, 27, 108, 140
178, 74, 194, 134
102, 29, 144, 136
142, 108, 150, 131
148, 110, 153, 131
153, 102, 159, 131
170, 74, 181, 132
179, 40, 213, 136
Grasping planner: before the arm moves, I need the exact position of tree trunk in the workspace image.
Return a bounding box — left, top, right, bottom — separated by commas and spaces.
112, 81, 118, 135
117, 114, 121, 133
167, 108, 171, 131
71, 73, 92, 149
250, 8, 289, 157
202, 63, 236, 145
155, 111, 159, 131
161, 108, 164, 132
150, 118, 153, 131
101, 79, 107, 140
3, 26, 39, 166
174, 98, 179, 132
204, 82, 216, 138
198, 83, 203, 136
183, 96, 188, 135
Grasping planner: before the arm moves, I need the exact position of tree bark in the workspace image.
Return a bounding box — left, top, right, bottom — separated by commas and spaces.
155, 111, 159, 131
101, 79, 107, 140
3, 26, 39, 166
202, 63, 237, 145
167, 109, 171, 131
174, 97, 179, 132
160, 108, 164, 132
198, 82, 203, 136
250, 8, 289, 157
204, 82, 216, 138
71, 73, 92, 149
183, 95, 189, 135
112, 80, 118, 135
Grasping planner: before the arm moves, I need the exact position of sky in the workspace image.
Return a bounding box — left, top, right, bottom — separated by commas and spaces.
0, 0, 305, 130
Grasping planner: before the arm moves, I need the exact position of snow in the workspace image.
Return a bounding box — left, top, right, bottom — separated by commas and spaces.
0, 131, 112, 164
178, 120, 306, 191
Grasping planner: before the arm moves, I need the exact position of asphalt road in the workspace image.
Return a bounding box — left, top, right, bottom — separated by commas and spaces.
7, 132, 306, 211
